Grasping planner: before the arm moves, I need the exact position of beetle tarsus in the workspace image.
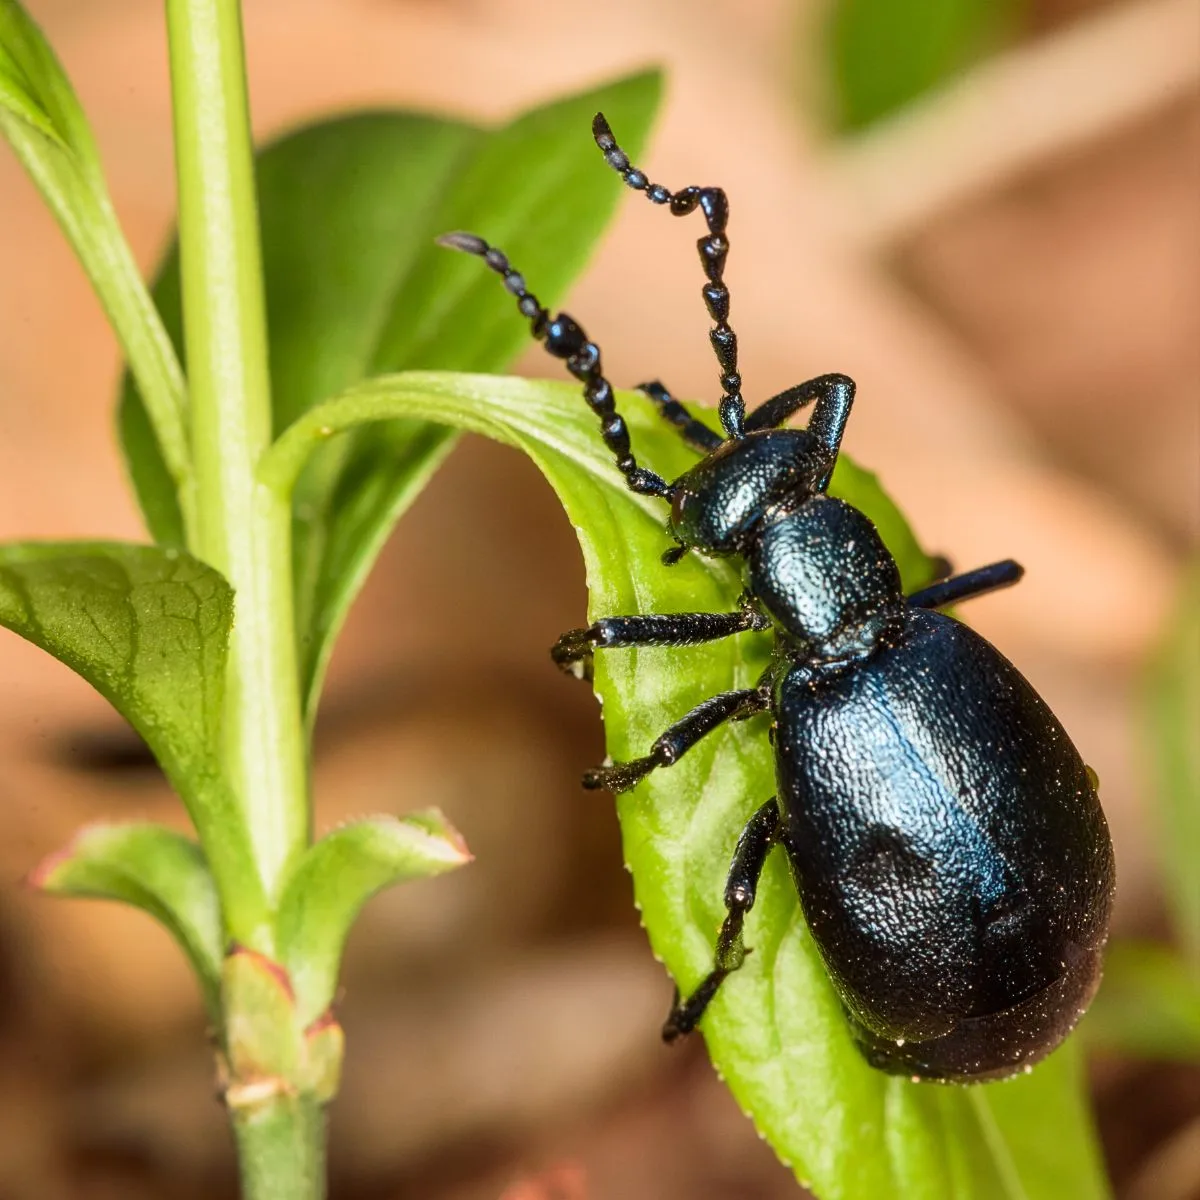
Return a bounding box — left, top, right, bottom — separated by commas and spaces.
550, 628, 595, 681
663, 798, 780, 1038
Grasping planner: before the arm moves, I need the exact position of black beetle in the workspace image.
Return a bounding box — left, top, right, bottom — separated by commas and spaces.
438, 114, 1115, 1083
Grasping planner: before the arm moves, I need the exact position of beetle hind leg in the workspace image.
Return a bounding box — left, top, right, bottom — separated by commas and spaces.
663, 797, 781, 1041
583, 687, 768, 793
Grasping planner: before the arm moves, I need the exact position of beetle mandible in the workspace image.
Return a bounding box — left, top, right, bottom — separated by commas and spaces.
438, 113, 1115, 1082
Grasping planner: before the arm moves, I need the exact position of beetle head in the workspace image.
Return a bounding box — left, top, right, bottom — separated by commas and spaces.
667, 428, 833, 557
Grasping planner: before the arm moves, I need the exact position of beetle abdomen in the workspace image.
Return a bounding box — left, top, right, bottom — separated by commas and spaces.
773, 608, 1115, 1082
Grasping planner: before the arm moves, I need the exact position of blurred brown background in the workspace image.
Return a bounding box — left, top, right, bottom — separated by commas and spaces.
0, 1, 1196, 1197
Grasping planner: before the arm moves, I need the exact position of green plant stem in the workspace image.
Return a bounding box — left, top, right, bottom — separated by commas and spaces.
165, 1, 319, 1193
164, 0, 308, 934
231, 1094, 326, 1200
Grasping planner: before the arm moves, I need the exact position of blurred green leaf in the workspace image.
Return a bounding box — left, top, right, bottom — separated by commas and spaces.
119, 71, 662, 726
0, 543, 262, 928
1086, 941, 1200, 1061
1147, 562, 1200, 969
826, 0, 1022, 132
0, 0, 190, 511
31, 822, 222, 1015
260, 369, 1107, 1197
276, 810, 471, 1025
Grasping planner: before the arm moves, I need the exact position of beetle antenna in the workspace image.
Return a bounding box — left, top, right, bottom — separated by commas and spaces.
591, 112, 744, 441
436, 231, 670, 499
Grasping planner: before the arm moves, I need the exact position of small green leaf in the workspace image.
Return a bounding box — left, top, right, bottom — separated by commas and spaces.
261, 370, 1106, 1194
30, 821, 223, 1015
0, 543, 263, 933
825, 0, 1022, 132
1085, 941, 1200, 1060
1146, 561, 1200, 969
0, 0, 190, 517
276, 810, 471, 1025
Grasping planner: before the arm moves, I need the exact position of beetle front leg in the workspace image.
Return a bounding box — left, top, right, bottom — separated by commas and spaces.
551, 604, 769, 681
663, 797, 782, 1040
584, 687, 769, 793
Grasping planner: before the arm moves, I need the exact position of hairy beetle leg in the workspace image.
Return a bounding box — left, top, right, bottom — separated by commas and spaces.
664, 797, 782, 1040
584, 687, 768, 793
549, 628, 596, 681
550, 608, 771, 682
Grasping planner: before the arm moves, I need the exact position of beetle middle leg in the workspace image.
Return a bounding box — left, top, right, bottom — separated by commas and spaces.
584, 687, 769, 793
663, 797, 782, 1041
551, 603, 770, 681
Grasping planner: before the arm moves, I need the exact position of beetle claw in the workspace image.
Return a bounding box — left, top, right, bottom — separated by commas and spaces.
550, 628, 595, 681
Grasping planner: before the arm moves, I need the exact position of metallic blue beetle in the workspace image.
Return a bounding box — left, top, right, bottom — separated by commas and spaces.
439, 114, 1115, 1083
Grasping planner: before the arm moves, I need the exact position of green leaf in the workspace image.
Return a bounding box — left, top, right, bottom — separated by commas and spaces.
260, 370, 1106, 1195
0, 543, 263, 933
30, 821, 223, 1014
276, 810, 471, 1026
1085, 941, 1200, 1061
825, 0, 1022, 132
0, 0, 190, 518
1146, 561, 1200, 969
120, 70, 661, 723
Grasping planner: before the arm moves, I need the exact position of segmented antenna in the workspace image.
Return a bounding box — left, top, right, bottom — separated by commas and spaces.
436, 232, 670, 498
591, 112, 745, 440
